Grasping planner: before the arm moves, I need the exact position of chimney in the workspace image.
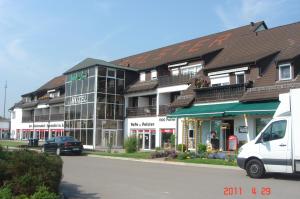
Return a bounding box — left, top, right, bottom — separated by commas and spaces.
250, 22, 255, 26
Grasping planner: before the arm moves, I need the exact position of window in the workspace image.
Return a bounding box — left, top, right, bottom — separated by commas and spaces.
279, 64, 292, 80
235, 72, 245, 84
108, 68, 116, 77
180, 64, 202, 76
261, 120, 287, 142
256, 118, 272, 136
189, 129, 194, 138
140, 72, 145, 81
151, 70, 157, 80
210, 74, 230, 86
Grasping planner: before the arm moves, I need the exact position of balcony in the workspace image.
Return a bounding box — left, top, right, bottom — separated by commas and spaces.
194, 83, 252, 103
35, 115, 50, 122
158, 74, 194, 87
126, 106, 156, 117
22, 116, 34, 123
159, 105, 176, 115
50, 113, 64, 121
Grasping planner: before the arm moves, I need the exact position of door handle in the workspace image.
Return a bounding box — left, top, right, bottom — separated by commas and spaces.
279, 144, 287, 147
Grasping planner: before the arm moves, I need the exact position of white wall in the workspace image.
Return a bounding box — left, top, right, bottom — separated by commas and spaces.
159, 93, 170, 105
10, 108, 23, 139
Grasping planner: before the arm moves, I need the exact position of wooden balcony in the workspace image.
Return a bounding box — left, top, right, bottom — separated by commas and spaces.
158, 74, 194, 87
194, 83, 252, 103
159, 105, 176, 115
126, 106, 156, 117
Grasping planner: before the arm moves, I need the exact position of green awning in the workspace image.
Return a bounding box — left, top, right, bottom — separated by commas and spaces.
168, 102, 238, 118
168, 101, 279, 118
224, 101, 279, 116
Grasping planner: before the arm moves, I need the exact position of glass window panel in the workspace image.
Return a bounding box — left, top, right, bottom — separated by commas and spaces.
64, 120, 70, 129
97, 93, 106, 103
88, 93, 95, 102
103, 120, 117, 129
70, 120, 75, 129
66, 82, 71, 96
117, 121, 123, 130
97, 103, 105, 119
81, 129, 87, 145
116, 79, 124, 94
88, 77, 95, 92
89, 67, 95, 76
70, 106, 75, 120
75, 120, 81, 129
97, 120, 102, 128
81, 104, 88, 119
115, 104, 124, 120
115, 95, 124, 104
75, 104, 81, 119
65, 106, 70, 120
87, 103, 94, 119
77, 80, 82, 94
107, 94, 115, 103
280, 65, 291, 79
236, 74, 245, 84
82, 78, 89, 93
87, 120, 93, 128
107, 68, 116, 77
81, 120, 87, 129
107, 78, 115, 94
75, 129, 81, 141
71, 81, 76, 95
87, 129, 93, 145
98, 67, 107, 76
106, 104, 115, 119
116, 70, 124, 79
96, 129, 102, 146
97, 77, 106, 93
117, 131, 123, 147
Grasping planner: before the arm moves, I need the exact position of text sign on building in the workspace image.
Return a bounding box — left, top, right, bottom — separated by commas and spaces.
70, 70, 88, 81
71, 94, 88, 105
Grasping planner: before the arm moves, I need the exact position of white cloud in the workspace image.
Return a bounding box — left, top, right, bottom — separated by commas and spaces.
216, 0, 287, 29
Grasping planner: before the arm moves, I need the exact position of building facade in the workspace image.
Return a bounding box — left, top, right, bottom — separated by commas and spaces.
10, 21, 300, 151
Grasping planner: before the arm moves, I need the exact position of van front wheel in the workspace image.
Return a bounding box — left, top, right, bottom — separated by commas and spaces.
246, 159, 265, 178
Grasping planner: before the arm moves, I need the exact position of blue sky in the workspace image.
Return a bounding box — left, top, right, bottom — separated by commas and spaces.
0, 0, 299, 117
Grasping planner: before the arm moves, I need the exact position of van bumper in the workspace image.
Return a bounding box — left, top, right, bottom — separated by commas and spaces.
237, 157, 246, 169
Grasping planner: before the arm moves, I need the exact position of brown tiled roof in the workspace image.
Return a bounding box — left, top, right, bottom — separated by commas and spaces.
126, 80, 158, 93
36, 75, 66, 92
112, 22, 265, 70
206, 22, 300, 70
171, 94, 195, 108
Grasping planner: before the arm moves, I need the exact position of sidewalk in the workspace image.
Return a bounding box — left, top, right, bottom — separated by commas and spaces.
87, 154, 241, 170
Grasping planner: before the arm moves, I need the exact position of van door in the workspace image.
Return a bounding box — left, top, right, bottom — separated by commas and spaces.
258, 119, 290, 173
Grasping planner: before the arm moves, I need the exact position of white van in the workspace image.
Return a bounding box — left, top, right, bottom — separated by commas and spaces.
237, 88, 300, 178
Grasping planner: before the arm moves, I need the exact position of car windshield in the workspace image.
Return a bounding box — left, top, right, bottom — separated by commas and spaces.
60, 136, 77, 142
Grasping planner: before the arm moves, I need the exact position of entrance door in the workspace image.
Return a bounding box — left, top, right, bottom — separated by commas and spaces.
258, 119, 290, 173
144, 133, 150, 150
103, 130, 117, 147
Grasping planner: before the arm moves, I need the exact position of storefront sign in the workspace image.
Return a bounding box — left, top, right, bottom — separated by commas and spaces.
70, 71, 88, 81
71, 94, 88, 105
158, 117, 175, 122
239, 126, 248, 133
130, 122, 155, 127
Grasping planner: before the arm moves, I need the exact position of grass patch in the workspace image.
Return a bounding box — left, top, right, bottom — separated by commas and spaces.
174, 158, 237, 166
0, 140, 26, 148
86, 151, 152, 159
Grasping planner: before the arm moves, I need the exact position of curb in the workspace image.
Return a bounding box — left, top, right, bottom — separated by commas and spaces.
87, 154, 241, 170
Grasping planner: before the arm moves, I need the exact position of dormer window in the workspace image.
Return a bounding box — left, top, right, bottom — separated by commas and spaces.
235, 72, 245, 84
151, 70, 157, 80
279, 63, 292, 81
140, 72, 145, 81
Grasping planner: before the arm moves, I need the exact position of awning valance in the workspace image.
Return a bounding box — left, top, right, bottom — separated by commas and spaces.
168, 101, 279, 118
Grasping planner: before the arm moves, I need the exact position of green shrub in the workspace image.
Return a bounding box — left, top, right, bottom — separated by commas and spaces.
30, 186, 59, 199
0, 187, 12, 199
177, 152, 188, 160
198, 144, 207, 153
177, 144, 186, 152
124, 136, 137, 153
170, 134, 175, 148
0, 150, 62, 197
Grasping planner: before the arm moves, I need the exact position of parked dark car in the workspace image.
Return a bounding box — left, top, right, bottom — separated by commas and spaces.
42, 136, 83, 155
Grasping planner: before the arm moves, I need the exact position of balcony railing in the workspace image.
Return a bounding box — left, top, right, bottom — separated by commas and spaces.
159, 105, 176, 115
158, 74, 194, 87
50, 113, 64, 121
194, 83, 252, 102
126, 106, 156, 117
22, 116, 34, 123
35, 115, 50, 122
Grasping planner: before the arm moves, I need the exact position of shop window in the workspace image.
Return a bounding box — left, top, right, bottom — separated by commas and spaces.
88, 77, 95, 92
107, 78, 116, 94
279, 63, 292, 80
97, 77, 106, 93
235, 72, 245, 84
98, 67, 107, 76
116, 70, 124, 79
151, 133, 156, 149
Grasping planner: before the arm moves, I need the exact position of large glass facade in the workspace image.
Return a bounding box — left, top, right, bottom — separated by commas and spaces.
64, 66, 125, 148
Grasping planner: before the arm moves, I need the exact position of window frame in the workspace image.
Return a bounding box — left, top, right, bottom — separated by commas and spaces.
259, 120, 287, 142
278, 63, 292, 81
235, 71, 245, 84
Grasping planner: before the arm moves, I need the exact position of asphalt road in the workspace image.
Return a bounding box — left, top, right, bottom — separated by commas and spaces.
60, 156, 300, 199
